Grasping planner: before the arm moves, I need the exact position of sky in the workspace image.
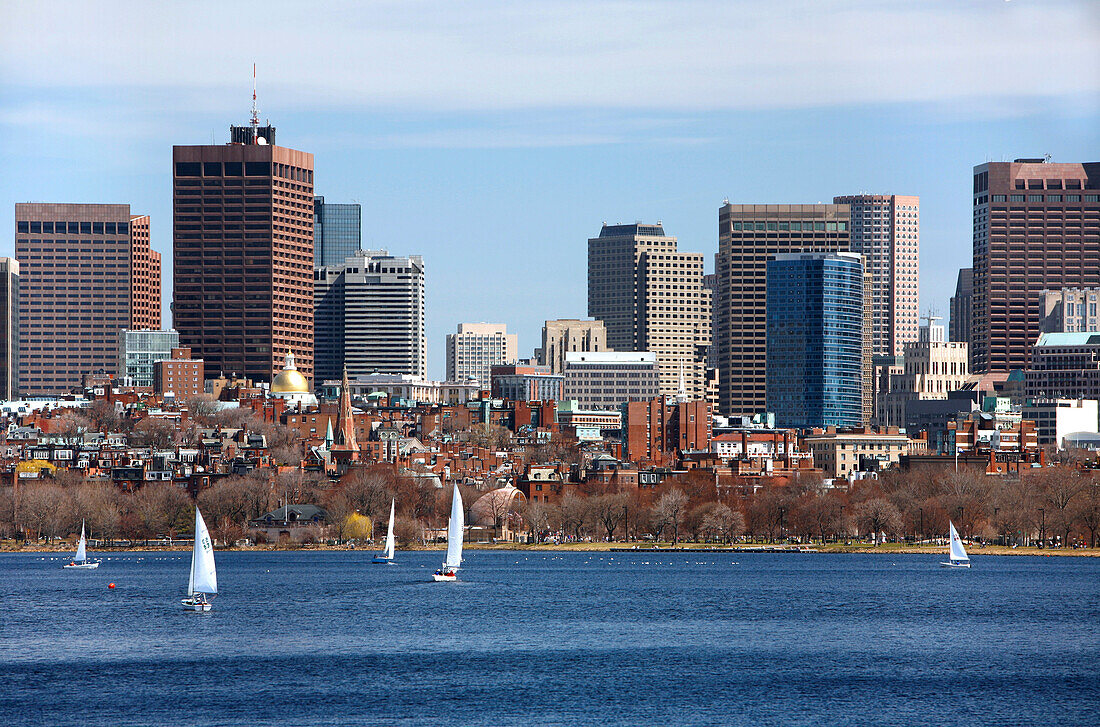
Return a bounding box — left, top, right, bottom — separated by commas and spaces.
1, 0, 1098, 379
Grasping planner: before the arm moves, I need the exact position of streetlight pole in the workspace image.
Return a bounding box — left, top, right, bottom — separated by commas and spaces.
919, 507, 924, 545
1039, 507, 1045, 548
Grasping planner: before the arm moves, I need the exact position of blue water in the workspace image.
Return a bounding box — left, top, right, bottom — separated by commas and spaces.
1, 550, 1097, 726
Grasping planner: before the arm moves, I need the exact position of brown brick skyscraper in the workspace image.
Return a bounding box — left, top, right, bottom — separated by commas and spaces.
971, 160, 1100, 372
172, 127, 314, 384
715, 203, 851, 417
14, 203, 161, 397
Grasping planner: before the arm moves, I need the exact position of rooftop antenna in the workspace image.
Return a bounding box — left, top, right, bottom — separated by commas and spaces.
250, 63, 260, 144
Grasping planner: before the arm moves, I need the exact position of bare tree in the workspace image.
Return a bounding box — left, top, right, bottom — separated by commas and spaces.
525, 500, 553, 542
394, 516, 422, 546
15, 483, 74, 541
342, 467, 396, 526
853, 498, 903, 544
558, 492, 589, 540
85, 400, 121, 432
131, 418, 178, 449
749, 486, 789, 542
702, 503, 745, 544
591, 493, 629, 541
654, 488, 690, 545
129, 483, 192, 539
1075, 479, 1100, 548
1036, 468, 1084, 546
0, 487, 14, 538
75, 483, 123, 540
184, 394, 220, 424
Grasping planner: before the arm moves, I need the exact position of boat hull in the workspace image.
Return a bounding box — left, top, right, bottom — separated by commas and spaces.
371, 556, 393, 564
432, 571, 457, 582
63, 562, 99, 569
940, 561, 971, 568
181, 598, 212, 611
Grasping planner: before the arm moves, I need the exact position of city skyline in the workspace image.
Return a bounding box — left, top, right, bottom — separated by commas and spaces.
1, 1, 1098, 378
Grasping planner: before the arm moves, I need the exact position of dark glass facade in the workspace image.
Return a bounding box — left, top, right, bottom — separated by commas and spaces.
766, 252, 864, 429
313, 197, 361, 268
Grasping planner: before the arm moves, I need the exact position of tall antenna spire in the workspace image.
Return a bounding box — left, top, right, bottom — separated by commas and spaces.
250, 63, 259, 143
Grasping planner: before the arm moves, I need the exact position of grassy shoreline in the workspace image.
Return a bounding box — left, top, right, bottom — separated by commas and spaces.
5, 540, 1097, 557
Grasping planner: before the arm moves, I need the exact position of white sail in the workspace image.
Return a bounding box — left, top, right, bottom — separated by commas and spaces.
443, 484, 463, 570
384, 498, 396, 560
948, 521, 969, 562
74, 520, 87, 563
188, 507, 218, 596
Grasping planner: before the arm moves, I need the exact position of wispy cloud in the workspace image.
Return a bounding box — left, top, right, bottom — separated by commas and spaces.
2, 0, 1097, 114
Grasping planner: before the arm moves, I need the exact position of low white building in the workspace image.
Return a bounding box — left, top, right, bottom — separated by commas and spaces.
563, 351, 660, 410
321, 373, 480, 405
1022, 398, 1099, 449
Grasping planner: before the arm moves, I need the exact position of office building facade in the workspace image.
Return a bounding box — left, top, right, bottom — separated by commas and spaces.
971, 159, 1100, 372
172, 129, 315, 384
1024, 332, 1100, 402
15, 203, 161, 397
765, 252, 864, 429
950, 268, 973, 345
154, 347, 205, 398
562, 351, 660, 410
119, 329, 180, 388
587, 223, 709, 401
490, 364, 564, 402
882, 318, 970, 426
834, 195, 920, 357
0, 258, 17, 401
314, 250, 426, 381
539, 319, 608, 375
716, 203, 851, 417
313, 197, 361, 268
446, 323, 518, 385
1039, 287, 1100, 333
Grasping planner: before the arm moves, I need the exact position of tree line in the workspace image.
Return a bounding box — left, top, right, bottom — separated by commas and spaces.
3, 464, 1098, 548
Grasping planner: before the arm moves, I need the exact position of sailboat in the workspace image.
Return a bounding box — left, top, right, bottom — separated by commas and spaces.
372, 498, 396, 564
941, 521, 972, 568
62, 520, 99, 569
432, 484, 464, 582
182, 507, 218, 611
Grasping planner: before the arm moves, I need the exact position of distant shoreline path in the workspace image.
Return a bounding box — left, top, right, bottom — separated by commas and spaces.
4, 542, 1097, 557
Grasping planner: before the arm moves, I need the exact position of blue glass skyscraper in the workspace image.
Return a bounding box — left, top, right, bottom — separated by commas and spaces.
766, 252, 864, 429
313, 196, 361, 268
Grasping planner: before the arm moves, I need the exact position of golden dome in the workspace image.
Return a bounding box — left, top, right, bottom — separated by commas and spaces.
271, 351, 310, 394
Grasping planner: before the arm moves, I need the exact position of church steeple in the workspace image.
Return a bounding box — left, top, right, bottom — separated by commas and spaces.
331, 365, 359, 455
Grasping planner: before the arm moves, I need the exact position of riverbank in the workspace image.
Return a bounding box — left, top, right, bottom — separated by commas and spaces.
4, 540, 1097, 557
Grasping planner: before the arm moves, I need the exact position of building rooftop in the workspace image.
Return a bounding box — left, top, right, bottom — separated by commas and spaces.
565, 352, 657, 364
598, 223, 666, 238
1035, 332, 1100, 347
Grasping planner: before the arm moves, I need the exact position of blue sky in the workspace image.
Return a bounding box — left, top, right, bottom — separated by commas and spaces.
1, 0, 1098, 378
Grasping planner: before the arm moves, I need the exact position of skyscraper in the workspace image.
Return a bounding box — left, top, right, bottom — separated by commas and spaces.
15, 203, 161, 397
313, 197, 362, 268
949, 268, 973, 345
716, 203, 851, 417
765, 252, 864, 429
539, 319, 608, 375
172, 123, 314, 384
587, 223, 710, 400
971, 159, 1100, 372
0, 258, 18, 401
446, 323, 518, 385
314, 250, 426, 381
833, 195, 919, 357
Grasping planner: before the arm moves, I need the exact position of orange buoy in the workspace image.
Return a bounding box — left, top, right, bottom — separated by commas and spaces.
108, 583, 116, 589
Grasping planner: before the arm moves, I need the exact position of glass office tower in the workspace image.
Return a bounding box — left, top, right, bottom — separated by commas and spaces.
766, 252, 864, 429
313, 197, 362, 268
